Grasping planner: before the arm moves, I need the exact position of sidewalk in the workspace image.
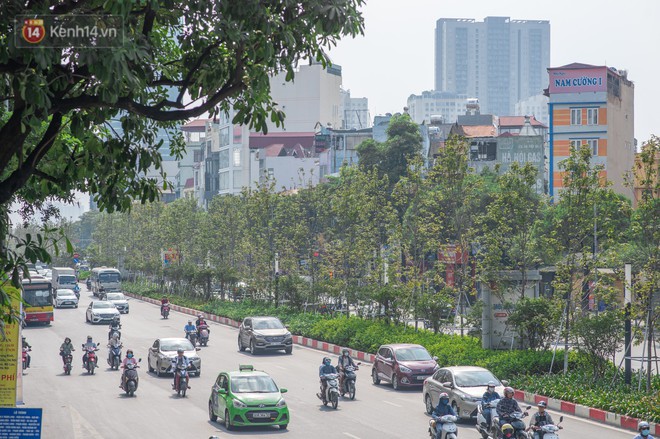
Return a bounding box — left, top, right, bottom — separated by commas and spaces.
125, 291, 653, 434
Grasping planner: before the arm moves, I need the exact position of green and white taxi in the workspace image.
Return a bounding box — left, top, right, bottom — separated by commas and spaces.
208, 365, 289, 430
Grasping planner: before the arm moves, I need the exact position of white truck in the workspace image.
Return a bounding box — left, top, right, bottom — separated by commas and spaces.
91, 267, 122, 297
51, 267, 77, 290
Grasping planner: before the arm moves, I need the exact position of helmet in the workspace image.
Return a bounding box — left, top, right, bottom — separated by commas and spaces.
342, 348, 350, 356
439, 392, 449, 399
65, 337, 71, 343
177, 348, 184, 354
198, 314, 203, 318
323, 357, 331, 364
639, 421, 651, 431
501, 423, 514, 434
504, 386, 514, 396
538, 401, 547, 408
188, 320, 192, 324
126, 349, 134, 355
87, 336, 92, 341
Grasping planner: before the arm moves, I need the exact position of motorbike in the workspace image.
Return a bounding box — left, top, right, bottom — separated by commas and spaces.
185, 330, 197, 346
22, 347, 31, 370
318, 372, 340, 409
121, 359, 141, 397
63, 353, 73, 375
530, 416, 563, 439
198, 324, 209, 347
341, 362, 361, 400
161, 304, 170, 319
173, 364, 190, 397
86, 278, 92, 291
83, 346, 99, 375
108, 344, 123, 370
476, 398, 500, 439
492, 406, 531, 439
428, 414, 459, 439
73, 284, 81, 299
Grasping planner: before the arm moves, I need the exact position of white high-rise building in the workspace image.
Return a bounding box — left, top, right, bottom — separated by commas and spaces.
515, 93, 549, 126
406, 90, 468, 124
435, 16, 550, 116
340, 89, 370, 129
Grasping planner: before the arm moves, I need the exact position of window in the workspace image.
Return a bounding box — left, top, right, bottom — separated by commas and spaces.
570, 108, 582, 125
587, 139, 598, 155
220, 127, 230, 147
233, 170, 242, 189
219, 171, 230, 190
570, 139, 582, 149
233, 147, 241, 167
219, 149, 229, 169
587, 108, 598, 125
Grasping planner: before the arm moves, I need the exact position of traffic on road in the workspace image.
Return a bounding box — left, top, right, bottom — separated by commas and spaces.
20, 283, 638, 438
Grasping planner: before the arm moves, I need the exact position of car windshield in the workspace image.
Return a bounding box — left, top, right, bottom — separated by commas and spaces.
93, 302, 115, 309
395, 347, 432, 361
455, 370, 500, 387
57, 290, 75, 297
106, 293, 125, 300
231, 376, 279, 393
253, 318, 284, 330
160, 339, 195, 352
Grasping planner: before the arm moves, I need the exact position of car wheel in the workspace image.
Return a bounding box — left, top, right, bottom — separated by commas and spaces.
238, 336, 245, 352
425, 394, 433, 415
285, 346, 292, 355
208, 401, 217, 422
224, 410, 233, 431
451, 401, 460, 421
372, 368, 380, 385
148, 360, 154, 373
392, 374, 400, 390
155, 361, 161, 377
250, 339, 258, 355
85, 314, 89, 323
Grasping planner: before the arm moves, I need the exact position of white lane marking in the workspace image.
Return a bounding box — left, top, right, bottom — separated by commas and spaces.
273, 365, 287, 370
383, 400, 403, 408
546, 408, 633, 434
343, 433, 361, 439
70, 406, 105, 439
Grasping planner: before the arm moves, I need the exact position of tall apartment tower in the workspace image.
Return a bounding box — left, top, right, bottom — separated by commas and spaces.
547, 63, 635, 199
434, 17, 550, 117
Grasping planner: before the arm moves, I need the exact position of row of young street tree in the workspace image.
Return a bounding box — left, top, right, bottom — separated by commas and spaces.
42, 116, 659, 377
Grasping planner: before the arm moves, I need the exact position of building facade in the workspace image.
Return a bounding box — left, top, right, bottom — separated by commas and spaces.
515, 93, 549, 126
547, 63, 635, 199
434, 16, 550, 117
340, 89, 371, 129
406, 90, 468, 125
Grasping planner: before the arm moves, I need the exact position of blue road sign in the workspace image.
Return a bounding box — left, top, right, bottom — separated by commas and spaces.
0, 407, 42, 438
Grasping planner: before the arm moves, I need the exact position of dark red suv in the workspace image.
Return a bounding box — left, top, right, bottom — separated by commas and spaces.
371, 343, 439, 390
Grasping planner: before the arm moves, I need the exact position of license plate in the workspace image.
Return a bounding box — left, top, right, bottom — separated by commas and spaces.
417, 375, 430, 380
252, 412, 270, 418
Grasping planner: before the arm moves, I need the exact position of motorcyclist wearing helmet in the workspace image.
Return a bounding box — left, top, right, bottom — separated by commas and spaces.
496, 387, 522, 427
317, 357, 337, 400
59, 337, 75, 365
195, 313, 210, 338
634, 421, 655, 439
108, 315, 122, 340
481, 380, 501, 428
184, 320, 197, 342
529, 401, 558, 439
81, 336, 98, 367
171, 348, 191, 390
160, 296, 170, 314
431, 392, 456, 439
120, 349, 138, 388
501, 423, 515, 439
337, 348, 356, 395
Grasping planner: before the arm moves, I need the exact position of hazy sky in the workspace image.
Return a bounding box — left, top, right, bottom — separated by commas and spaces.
329, 0, 660, 145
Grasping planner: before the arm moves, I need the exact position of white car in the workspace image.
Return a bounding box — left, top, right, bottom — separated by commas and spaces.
55, 288, 79, 308
147, 338, 202, 377
104, 292, 129, 314
85, 300, 120, 324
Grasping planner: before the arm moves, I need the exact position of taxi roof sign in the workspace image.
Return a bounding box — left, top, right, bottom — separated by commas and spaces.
239, 364, 254, 372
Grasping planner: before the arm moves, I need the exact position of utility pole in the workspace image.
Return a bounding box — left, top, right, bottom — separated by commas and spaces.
624, 263, 632, 385
274, 252, 280, 308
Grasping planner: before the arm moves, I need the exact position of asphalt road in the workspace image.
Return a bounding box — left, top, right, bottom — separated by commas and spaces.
21, 286, 637, 439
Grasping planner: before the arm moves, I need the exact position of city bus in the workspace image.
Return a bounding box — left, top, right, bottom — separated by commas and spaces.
22, 276, 54, 325
91, 267, 122, 297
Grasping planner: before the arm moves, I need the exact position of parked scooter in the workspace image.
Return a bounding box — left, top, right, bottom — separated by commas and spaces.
161, 304, 170, 319
492, 405, 531, 439
198, 323, 210, 347
476, 398, 500, 439
185, 330, 197, 347
63, 353, 74, 375
428, 414, 459, 439
341, 362, 361, 400
318, 372, 340, 409
22, 347, 31, 370
83, 345, 99, 375
530, 416, 563, 439
121, 359, 141, 397
173, 364, 190, 397
107, 343, 123, 370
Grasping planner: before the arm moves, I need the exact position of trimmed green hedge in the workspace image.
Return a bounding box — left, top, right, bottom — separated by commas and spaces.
125, 281, 660, 422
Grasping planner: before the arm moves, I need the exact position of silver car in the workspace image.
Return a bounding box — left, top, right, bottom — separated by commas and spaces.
238, 316, 293, 355
85, 300, 121, 324
147, 338, 202, 377
104, 292, 129, 314
55, 288, 79, 308
422, 366, 506, 420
